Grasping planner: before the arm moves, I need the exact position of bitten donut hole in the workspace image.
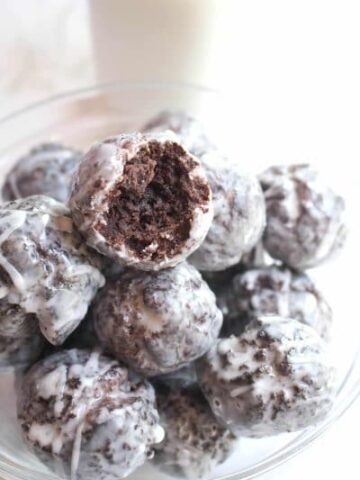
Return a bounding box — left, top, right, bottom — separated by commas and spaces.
100, 141, 209, 260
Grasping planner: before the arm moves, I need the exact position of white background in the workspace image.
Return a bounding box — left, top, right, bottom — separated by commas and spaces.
0, 1, 360, 479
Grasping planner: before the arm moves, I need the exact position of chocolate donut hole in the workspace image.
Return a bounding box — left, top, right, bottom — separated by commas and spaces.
99, 141, 209, 261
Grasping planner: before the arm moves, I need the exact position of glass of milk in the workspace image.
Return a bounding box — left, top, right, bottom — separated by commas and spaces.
89, 0, 236, 90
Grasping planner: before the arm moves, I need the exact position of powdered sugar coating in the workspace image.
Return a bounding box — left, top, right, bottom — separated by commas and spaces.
18, 349, 164, 480
0, 196, 105, 345
154, 384, 236, 479
224, 266, 332, 340
2, 143, 81, 203
197, 316, 336, 437
260, 164, 347, 269
93, 262, 223, 376
69, 132, 213, 271
190, 152, 266, 271
141, 110, 215, 157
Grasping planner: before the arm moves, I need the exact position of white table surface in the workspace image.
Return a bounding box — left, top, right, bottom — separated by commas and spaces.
1, 1, 360, 479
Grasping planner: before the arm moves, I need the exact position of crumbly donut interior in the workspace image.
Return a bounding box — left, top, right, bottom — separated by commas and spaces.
100, 141, 209, 260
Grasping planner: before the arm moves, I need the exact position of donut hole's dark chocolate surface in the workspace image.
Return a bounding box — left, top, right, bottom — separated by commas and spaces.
99, 141, 209, 260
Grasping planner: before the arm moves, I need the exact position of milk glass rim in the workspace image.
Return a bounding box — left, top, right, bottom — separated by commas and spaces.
0, 80, 217, 125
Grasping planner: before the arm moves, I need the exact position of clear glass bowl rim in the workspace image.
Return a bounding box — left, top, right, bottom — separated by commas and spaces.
0, 80, 359, 480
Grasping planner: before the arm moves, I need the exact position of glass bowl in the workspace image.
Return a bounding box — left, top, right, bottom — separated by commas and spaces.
0, 82, 359, 480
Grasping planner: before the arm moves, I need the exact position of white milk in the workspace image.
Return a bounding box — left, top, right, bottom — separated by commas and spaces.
89, 0, 235, 89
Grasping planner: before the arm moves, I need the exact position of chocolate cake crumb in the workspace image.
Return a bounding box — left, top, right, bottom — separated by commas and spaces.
100, 141, 209, 261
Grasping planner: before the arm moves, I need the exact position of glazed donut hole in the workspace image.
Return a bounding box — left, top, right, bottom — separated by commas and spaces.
92, 262, 223, 377
98, 140, 210, 263
69, 133, 213, 270
2, 143, 81, 204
